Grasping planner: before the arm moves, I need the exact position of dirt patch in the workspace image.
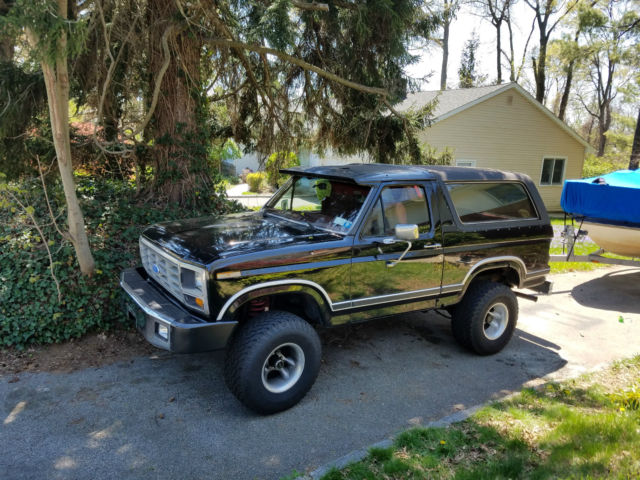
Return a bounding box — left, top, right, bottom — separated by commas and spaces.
0, 330, 157, 377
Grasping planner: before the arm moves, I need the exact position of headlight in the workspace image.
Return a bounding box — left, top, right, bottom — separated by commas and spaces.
180, 267, 204, 291
180, 266, 207, 312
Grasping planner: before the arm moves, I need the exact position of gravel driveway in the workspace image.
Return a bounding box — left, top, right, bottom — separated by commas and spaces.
2, 267, 639, 480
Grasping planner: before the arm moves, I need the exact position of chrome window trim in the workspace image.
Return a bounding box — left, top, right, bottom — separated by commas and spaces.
140, 237, 210, 315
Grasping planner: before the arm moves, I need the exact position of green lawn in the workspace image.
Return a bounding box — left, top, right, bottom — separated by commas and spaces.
547, 217, 629, 274
317, 356, 640, 480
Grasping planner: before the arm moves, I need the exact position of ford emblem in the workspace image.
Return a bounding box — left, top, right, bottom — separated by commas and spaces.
152, 264, 161, 274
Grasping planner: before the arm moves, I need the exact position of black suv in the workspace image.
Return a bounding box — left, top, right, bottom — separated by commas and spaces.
121, 164, 553, 413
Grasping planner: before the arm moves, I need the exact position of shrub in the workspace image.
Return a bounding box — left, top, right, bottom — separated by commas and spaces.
0, 175, 238, 349
582, 153, 627, 178
246, 171, 268, 193
265, 151, 299, 188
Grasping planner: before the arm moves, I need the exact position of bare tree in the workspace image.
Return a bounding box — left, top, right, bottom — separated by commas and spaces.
578, 0, 636, 156
440, 0, 462, 90
473, 0, 512, 84
525, 0, 579, 103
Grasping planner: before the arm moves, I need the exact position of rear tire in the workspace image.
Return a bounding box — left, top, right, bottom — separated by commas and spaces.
224, 310, 321, 414
451, 281, 518, 355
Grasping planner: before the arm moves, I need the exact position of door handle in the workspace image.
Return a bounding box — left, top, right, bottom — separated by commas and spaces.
423, 243, 442, 250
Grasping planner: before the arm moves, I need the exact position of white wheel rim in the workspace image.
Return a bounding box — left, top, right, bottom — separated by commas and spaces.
483, 302, 509, 340
261, 342, 305, 393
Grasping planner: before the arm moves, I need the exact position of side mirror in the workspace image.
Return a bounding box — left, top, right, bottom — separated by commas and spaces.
395, 224, 419, 241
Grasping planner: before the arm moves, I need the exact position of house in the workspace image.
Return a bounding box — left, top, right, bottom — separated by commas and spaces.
394, 82, 591, 211
232, 82, 589, 211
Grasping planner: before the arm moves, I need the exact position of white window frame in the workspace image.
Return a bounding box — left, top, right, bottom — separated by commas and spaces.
455, 159, 477, 167
539, 156, 567, 186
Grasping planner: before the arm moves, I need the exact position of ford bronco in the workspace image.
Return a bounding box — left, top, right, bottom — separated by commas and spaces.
121, 164, 553, 413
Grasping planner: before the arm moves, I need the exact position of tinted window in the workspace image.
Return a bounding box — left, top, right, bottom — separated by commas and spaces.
446, 182, 537, 223
362, 185, 430, 236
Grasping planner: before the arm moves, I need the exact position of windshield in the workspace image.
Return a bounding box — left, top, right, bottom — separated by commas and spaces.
264, 176, 371, 234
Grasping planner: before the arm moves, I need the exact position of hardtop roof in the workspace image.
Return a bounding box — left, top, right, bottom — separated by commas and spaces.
281, 163, 533, 184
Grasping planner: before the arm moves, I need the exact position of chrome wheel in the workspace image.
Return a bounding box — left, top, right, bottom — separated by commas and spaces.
261, 342, 305, 394
483, 302, 509, 340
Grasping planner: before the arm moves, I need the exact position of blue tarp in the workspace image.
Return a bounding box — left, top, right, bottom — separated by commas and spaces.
561, 170, 640, 224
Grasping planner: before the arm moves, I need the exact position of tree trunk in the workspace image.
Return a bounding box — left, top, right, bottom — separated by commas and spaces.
146, 0, 209, 205
0, 0, 14, 61
505, 15, 516, 82
30, 0, 95, 276
558, 58, 575, 121
440, 10, 450, 90
596, 101, 611, 157
495, 20, 502, 84
534, 31, 547, 103
629, 107, 640, 170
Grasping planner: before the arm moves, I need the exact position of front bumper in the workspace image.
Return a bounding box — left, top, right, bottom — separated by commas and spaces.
120, 268, 237, 353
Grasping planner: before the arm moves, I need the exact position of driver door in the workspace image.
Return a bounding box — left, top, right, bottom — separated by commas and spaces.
350, 182, 444, 321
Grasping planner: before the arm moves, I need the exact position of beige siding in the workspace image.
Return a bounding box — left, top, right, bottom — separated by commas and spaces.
418, 90, 586, 211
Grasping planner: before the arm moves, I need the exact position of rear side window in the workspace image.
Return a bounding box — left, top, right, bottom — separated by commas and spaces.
446, 182, 537, 223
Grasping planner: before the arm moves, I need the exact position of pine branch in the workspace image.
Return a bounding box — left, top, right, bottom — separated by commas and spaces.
205, 38, 389, 97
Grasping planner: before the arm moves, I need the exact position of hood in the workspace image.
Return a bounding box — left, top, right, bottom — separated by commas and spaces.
141, 211, 341, 265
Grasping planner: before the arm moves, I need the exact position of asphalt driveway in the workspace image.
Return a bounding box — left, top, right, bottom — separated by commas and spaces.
2, 267, 639, 480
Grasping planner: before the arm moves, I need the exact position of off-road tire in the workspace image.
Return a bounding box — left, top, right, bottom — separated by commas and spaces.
451, 281, 518, 355
224, 310, 321, 414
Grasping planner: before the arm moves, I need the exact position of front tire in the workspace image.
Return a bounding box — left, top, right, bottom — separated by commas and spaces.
224, 311, 321, 414
451, 281, 518, 355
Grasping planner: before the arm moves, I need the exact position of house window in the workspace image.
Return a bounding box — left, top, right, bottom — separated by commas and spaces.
540, 157, 566, 186
456, 159, 477, 167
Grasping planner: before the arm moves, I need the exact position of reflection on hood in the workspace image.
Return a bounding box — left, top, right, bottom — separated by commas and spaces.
142, 211, 339, 265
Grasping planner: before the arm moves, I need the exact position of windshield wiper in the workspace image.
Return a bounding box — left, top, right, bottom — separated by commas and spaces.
264, 209, 317, 232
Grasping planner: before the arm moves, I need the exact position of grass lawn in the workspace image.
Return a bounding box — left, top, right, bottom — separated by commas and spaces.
318, 356, 640, 480
547, 218, 634, 274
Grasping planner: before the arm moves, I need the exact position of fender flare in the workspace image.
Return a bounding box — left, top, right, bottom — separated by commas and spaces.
216, 280, 333, 322
459, 256, 526, 297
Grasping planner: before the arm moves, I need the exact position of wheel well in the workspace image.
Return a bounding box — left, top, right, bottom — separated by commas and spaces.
233, 292, 328, 326
470, 266, 520, 289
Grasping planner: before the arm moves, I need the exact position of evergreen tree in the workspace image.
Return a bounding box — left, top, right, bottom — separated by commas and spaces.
458, 31, 485, 88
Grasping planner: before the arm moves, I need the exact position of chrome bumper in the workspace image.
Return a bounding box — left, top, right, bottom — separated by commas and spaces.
120, 268, 237, 353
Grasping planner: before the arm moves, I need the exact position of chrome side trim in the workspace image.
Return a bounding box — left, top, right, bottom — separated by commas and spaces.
216, 279, 335, 321
441, 237, 550, 251
440, 284, 463, 295
526, 267, 551, 278
350, 286, 441, 308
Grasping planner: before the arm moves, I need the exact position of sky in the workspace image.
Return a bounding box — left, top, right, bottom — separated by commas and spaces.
406, 2, 534, 91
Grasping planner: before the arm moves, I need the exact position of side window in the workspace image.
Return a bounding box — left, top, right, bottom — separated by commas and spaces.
362, 185, 431, 237
446, 182, 537, 222
540, 157, 565, 186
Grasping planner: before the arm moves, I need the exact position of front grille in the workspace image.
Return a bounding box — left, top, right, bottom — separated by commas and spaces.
140, 239, 183, 301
